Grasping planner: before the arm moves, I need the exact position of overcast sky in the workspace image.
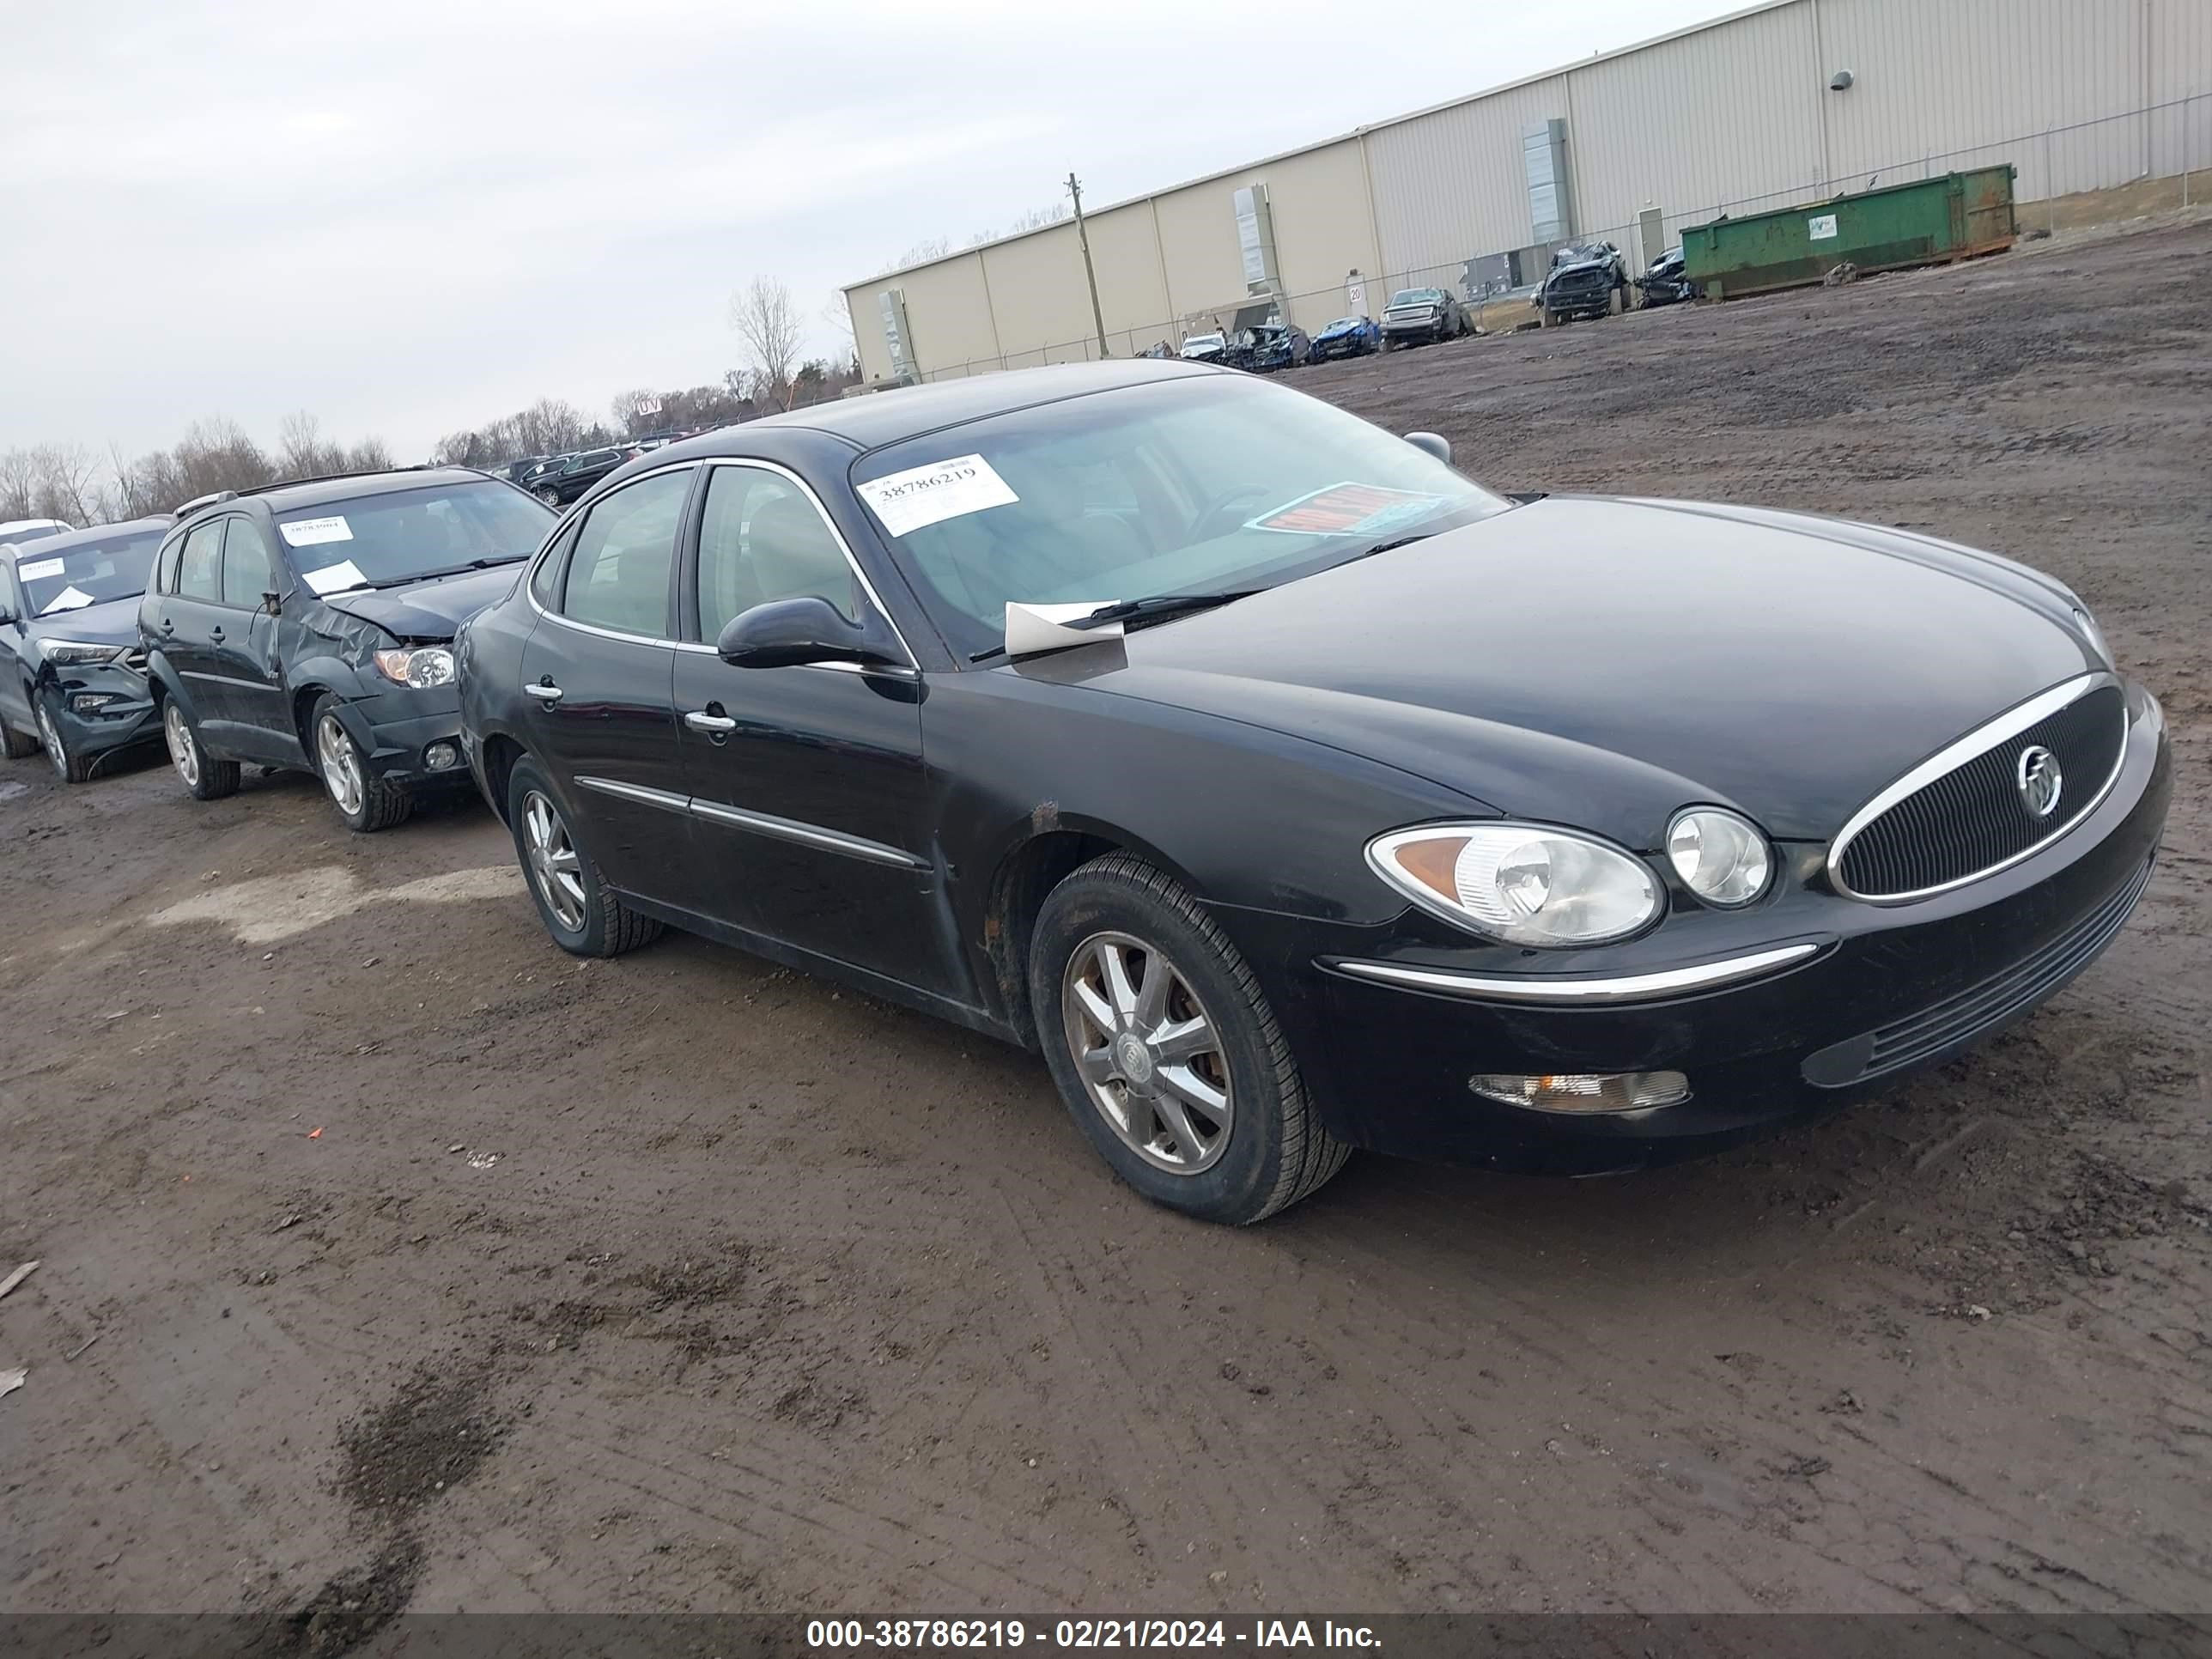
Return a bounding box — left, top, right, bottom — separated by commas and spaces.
2, 0, 1736, 463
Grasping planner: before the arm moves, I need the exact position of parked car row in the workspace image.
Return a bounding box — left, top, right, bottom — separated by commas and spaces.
2, 361, 2166, 1232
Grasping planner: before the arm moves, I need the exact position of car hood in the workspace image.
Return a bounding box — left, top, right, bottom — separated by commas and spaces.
1046, 496, 2100, 846
24, 595, 143, 650
316, 565, 521, 641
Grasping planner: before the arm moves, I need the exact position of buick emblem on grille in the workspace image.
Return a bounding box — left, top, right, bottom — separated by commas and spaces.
2016, 744, 2063, 818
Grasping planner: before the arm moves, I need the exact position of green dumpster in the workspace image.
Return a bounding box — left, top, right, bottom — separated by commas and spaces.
1682, 165, 2016, 301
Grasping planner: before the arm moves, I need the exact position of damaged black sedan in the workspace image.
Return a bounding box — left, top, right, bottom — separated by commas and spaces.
141, 469, 553, 830
458, 361, 2168, 1225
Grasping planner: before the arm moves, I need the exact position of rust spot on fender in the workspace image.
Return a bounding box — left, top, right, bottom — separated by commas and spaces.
1030, 801, 1060, 834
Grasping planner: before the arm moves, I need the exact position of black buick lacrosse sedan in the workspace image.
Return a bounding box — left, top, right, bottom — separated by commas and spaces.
457, 361, 2169, 1224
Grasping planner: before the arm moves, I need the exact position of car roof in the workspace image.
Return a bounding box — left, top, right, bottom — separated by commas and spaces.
245, 467, 501, 514
3, 515, 174, 566
718, 359, 1224, 452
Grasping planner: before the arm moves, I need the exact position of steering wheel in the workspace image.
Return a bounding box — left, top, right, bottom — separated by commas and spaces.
1188, 483, 1275, 542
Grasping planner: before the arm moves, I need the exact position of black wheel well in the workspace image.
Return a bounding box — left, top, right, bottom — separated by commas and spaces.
479, 733, 525, 824
984, 830, 1121, 1048
290, 684, 330, 755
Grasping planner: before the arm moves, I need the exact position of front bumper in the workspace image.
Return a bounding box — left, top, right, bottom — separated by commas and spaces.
330, 685, 472, 791
45, 665, 161, 761
1233, 684, 2172, 1173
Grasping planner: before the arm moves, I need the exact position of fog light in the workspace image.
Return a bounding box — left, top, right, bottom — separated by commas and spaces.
1469, 1071, 1689, 1113
424, 741, 459, 771
70, 693, 119, 714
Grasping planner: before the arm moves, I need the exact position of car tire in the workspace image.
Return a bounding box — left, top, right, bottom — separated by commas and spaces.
35, 689, 96, 784
161, 695, 240, 801
1029, 853, 1349, 1225
506, 756, 661, 958
536, 486, 561, 507
311, 694, 410, 833
1, 704, 36, 760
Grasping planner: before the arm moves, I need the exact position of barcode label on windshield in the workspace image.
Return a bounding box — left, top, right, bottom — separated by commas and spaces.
280, 516, 354, 548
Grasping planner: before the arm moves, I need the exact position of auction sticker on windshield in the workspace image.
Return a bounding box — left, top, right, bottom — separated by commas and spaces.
1248, 482, 1449, 538
279, 515, 354, 548
301, 558, 368, 596
857, 454, 1018, 537
17, 557, 65, 582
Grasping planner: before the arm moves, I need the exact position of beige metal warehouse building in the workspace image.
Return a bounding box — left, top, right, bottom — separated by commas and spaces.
842, 0, 2211, 385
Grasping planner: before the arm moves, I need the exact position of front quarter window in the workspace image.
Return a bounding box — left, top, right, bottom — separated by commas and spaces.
850, 377, 1503, 661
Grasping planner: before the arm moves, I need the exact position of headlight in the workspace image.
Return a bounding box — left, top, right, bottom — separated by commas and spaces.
1666, 808, 1773, 907
1368, 823, 1663, 947
37, 640, 127, 666
373, 646, 457, 688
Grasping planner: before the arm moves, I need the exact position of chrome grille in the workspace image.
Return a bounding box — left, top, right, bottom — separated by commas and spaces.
1832, 678, 2126, 902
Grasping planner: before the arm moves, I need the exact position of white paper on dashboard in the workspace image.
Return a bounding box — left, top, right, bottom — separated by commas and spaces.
301, 558, 369, 595
279, 515, 353, 548
857, 454, 1018, 537
41, 585, 94, 613
17, 557, 65, 581
1005, 601, 1124, 659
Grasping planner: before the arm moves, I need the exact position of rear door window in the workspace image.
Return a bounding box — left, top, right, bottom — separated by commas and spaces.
176, 520, 226, 601
559, 468, 691, 636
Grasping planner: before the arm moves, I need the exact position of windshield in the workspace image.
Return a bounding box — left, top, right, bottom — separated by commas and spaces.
1389, 289, 1442, 307
851, 375, 1506, 661
15, 528, 164, 616
274, 479, 554, 593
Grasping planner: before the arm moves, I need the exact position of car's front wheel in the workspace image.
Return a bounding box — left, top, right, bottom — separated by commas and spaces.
536, 486, 561, 508
162, 696, 240, 800
1029, 854, 1348, 1224
506, 756, 660, 957
36, 690, 95, 784
312, 695, 410, 832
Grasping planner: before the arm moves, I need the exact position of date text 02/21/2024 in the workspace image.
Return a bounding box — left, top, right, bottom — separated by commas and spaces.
805, 1619, 1382, 1649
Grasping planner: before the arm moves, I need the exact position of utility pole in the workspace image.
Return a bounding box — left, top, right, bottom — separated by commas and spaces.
1068, 172, 1109, 359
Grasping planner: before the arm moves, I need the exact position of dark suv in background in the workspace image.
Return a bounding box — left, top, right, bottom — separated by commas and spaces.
0, 517, 173, 781
140, 468, 553, 830
526, 447, 627, 508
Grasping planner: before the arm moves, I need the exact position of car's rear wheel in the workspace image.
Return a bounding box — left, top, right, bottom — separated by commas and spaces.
506, 756, 660, 958
1029, 854, 1348, 1224
313, 695, 410, 832
36, 690, 95, 784
162, 696, 239, 800
536, 486, 561, 507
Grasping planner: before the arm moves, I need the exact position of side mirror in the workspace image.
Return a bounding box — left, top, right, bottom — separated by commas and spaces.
716, 596, 898, 671
262, 589, 283, 617
1404, 431, 1452, 465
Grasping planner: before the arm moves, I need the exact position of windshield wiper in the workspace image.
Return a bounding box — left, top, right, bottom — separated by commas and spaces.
968, 590, 1258, 664
364, 556, 526, 589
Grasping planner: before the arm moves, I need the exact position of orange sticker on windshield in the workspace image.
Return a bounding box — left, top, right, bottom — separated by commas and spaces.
1249, 483, 1448, 537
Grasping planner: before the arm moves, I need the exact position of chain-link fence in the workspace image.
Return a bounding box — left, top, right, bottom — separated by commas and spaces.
898, 92, 2210, 384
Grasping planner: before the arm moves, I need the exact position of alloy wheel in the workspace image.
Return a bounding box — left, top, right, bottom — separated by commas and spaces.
521, 788, 587, 932
36, 702, 67, 780
316, 714, 364, 817
162, 701, 199, 788
1060, 930, 1234, 1175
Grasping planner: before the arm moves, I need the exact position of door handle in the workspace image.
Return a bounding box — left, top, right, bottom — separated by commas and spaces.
209, 626, 227, 642
684, 709, 738, 734
523, 680, 564, 702
159, 619, 174, 635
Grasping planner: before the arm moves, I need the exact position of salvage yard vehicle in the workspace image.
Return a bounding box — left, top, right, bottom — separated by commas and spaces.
142, 468, 553, 830
458, 359, 2169, 1226
1638, 246, 1700, 307
1242, 322, 1310, 373
1177, 332, 1229, 363
0, 517, 71, 547
529, 447, 627, 507
1539, 241, 1632, 324
1380, 287, 1468, 347
0, 517, 173, 781
1309, 315, 1382, 361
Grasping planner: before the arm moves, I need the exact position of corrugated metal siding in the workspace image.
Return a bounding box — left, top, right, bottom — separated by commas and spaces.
1151, 140, 1380, 336
1820, 0, 2148, 200
1568, 2, 1825, 240
1365, 76, 1568, 280
2148, 0, 2212, 180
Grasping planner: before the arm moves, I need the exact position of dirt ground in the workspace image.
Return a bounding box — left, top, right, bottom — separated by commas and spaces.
3, 216, 2209, 1632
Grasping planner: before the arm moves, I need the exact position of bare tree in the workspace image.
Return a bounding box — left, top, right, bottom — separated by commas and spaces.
730, 276, 803, 408
610, 387, 664, 437
0, 449, 41, 521
32, 443, 101, 525
892, 236, 952, 269
1006, 202, 1071, 234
